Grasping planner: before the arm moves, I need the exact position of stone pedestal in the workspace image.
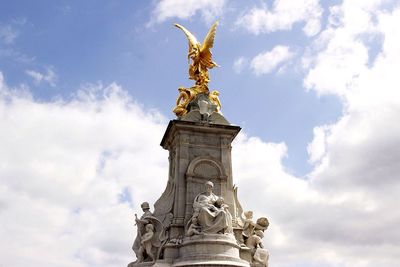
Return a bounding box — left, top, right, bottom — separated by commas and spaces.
173, 235, 249, 267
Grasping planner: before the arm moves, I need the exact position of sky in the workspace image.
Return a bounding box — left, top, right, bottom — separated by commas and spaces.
0, 0, 400, 267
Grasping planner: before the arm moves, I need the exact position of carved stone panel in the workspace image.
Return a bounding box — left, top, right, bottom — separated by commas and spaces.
189, 133, 220, 147
193, 161, 219, 179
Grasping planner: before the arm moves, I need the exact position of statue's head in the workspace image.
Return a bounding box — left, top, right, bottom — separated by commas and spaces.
216, 197, 224, 207
256, 217, 269, 230
244, 210, 253, 219
205, 181, 214, 194
141, 202, 150, 211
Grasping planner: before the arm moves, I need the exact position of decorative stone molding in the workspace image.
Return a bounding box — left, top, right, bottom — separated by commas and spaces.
186, 156, 227, 180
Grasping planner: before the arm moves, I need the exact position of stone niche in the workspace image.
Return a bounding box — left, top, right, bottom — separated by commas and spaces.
184, 156, 227, 224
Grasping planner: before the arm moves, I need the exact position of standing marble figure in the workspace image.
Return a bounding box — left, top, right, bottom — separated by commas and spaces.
131, 202, 166, 264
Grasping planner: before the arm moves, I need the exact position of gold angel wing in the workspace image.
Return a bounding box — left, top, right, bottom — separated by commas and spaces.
174, 23, 200, 56
201, 21, 218, 51
200, 21, 219, 68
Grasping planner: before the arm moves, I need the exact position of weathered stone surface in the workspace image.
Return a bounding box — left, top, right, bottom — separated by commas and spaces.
181, 110, 230, 125
173, 235, 249, 267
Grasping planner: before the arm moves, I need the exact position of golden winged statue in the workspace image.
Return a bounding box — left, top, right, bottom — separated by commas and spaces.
174, 21, 219, 90
173, 21, 222, 117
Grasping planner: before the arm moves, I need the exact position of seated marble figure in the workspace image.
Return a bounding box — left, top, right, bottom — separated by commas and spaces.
187, 181, 233, 235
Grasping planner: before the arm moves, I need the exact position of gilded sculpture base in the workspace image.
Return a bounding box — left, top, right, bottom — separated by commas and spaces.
173, 89, 222, 119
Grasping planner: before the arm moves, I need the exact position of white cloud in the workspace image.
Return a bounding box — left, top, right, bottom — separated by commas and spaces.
232, 134, 350, 267
299, 1, 400, 265
26, 67, 57, 87
306, 0, 400, 192
250, 45, 294, 75
302, 0, 393, 96
0, 74, 168, 267
149, 0, 226, 25
233, 56, 248, 74
0, 18, 33, 63
233, 2, 400, 266
0, 18, 25, 45
307, 125, 328, 164
235, 0, 323, 36
0, 24, 18, 44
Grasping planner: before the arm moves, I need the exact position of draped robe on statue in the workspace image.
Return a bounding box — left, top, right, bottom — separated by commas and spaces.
192, 192, 233, 234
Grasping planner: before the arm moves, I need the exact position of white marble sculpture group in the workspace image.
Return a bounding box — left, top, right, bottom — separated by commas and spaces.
127, 117, 270, 267
131, 181, 269, 267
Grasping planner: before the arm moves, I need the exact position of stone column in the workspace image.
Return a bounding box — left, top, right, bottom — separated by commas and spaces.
158, 120, 241, 239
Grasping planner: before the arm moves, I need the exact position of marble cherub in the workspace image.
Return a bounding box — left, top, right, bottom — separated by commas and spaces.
246, 230, 269, 267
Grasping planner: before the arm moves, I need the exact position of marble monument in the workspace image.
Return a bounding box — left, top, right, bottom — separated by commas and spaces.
127, 21, 270, 267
